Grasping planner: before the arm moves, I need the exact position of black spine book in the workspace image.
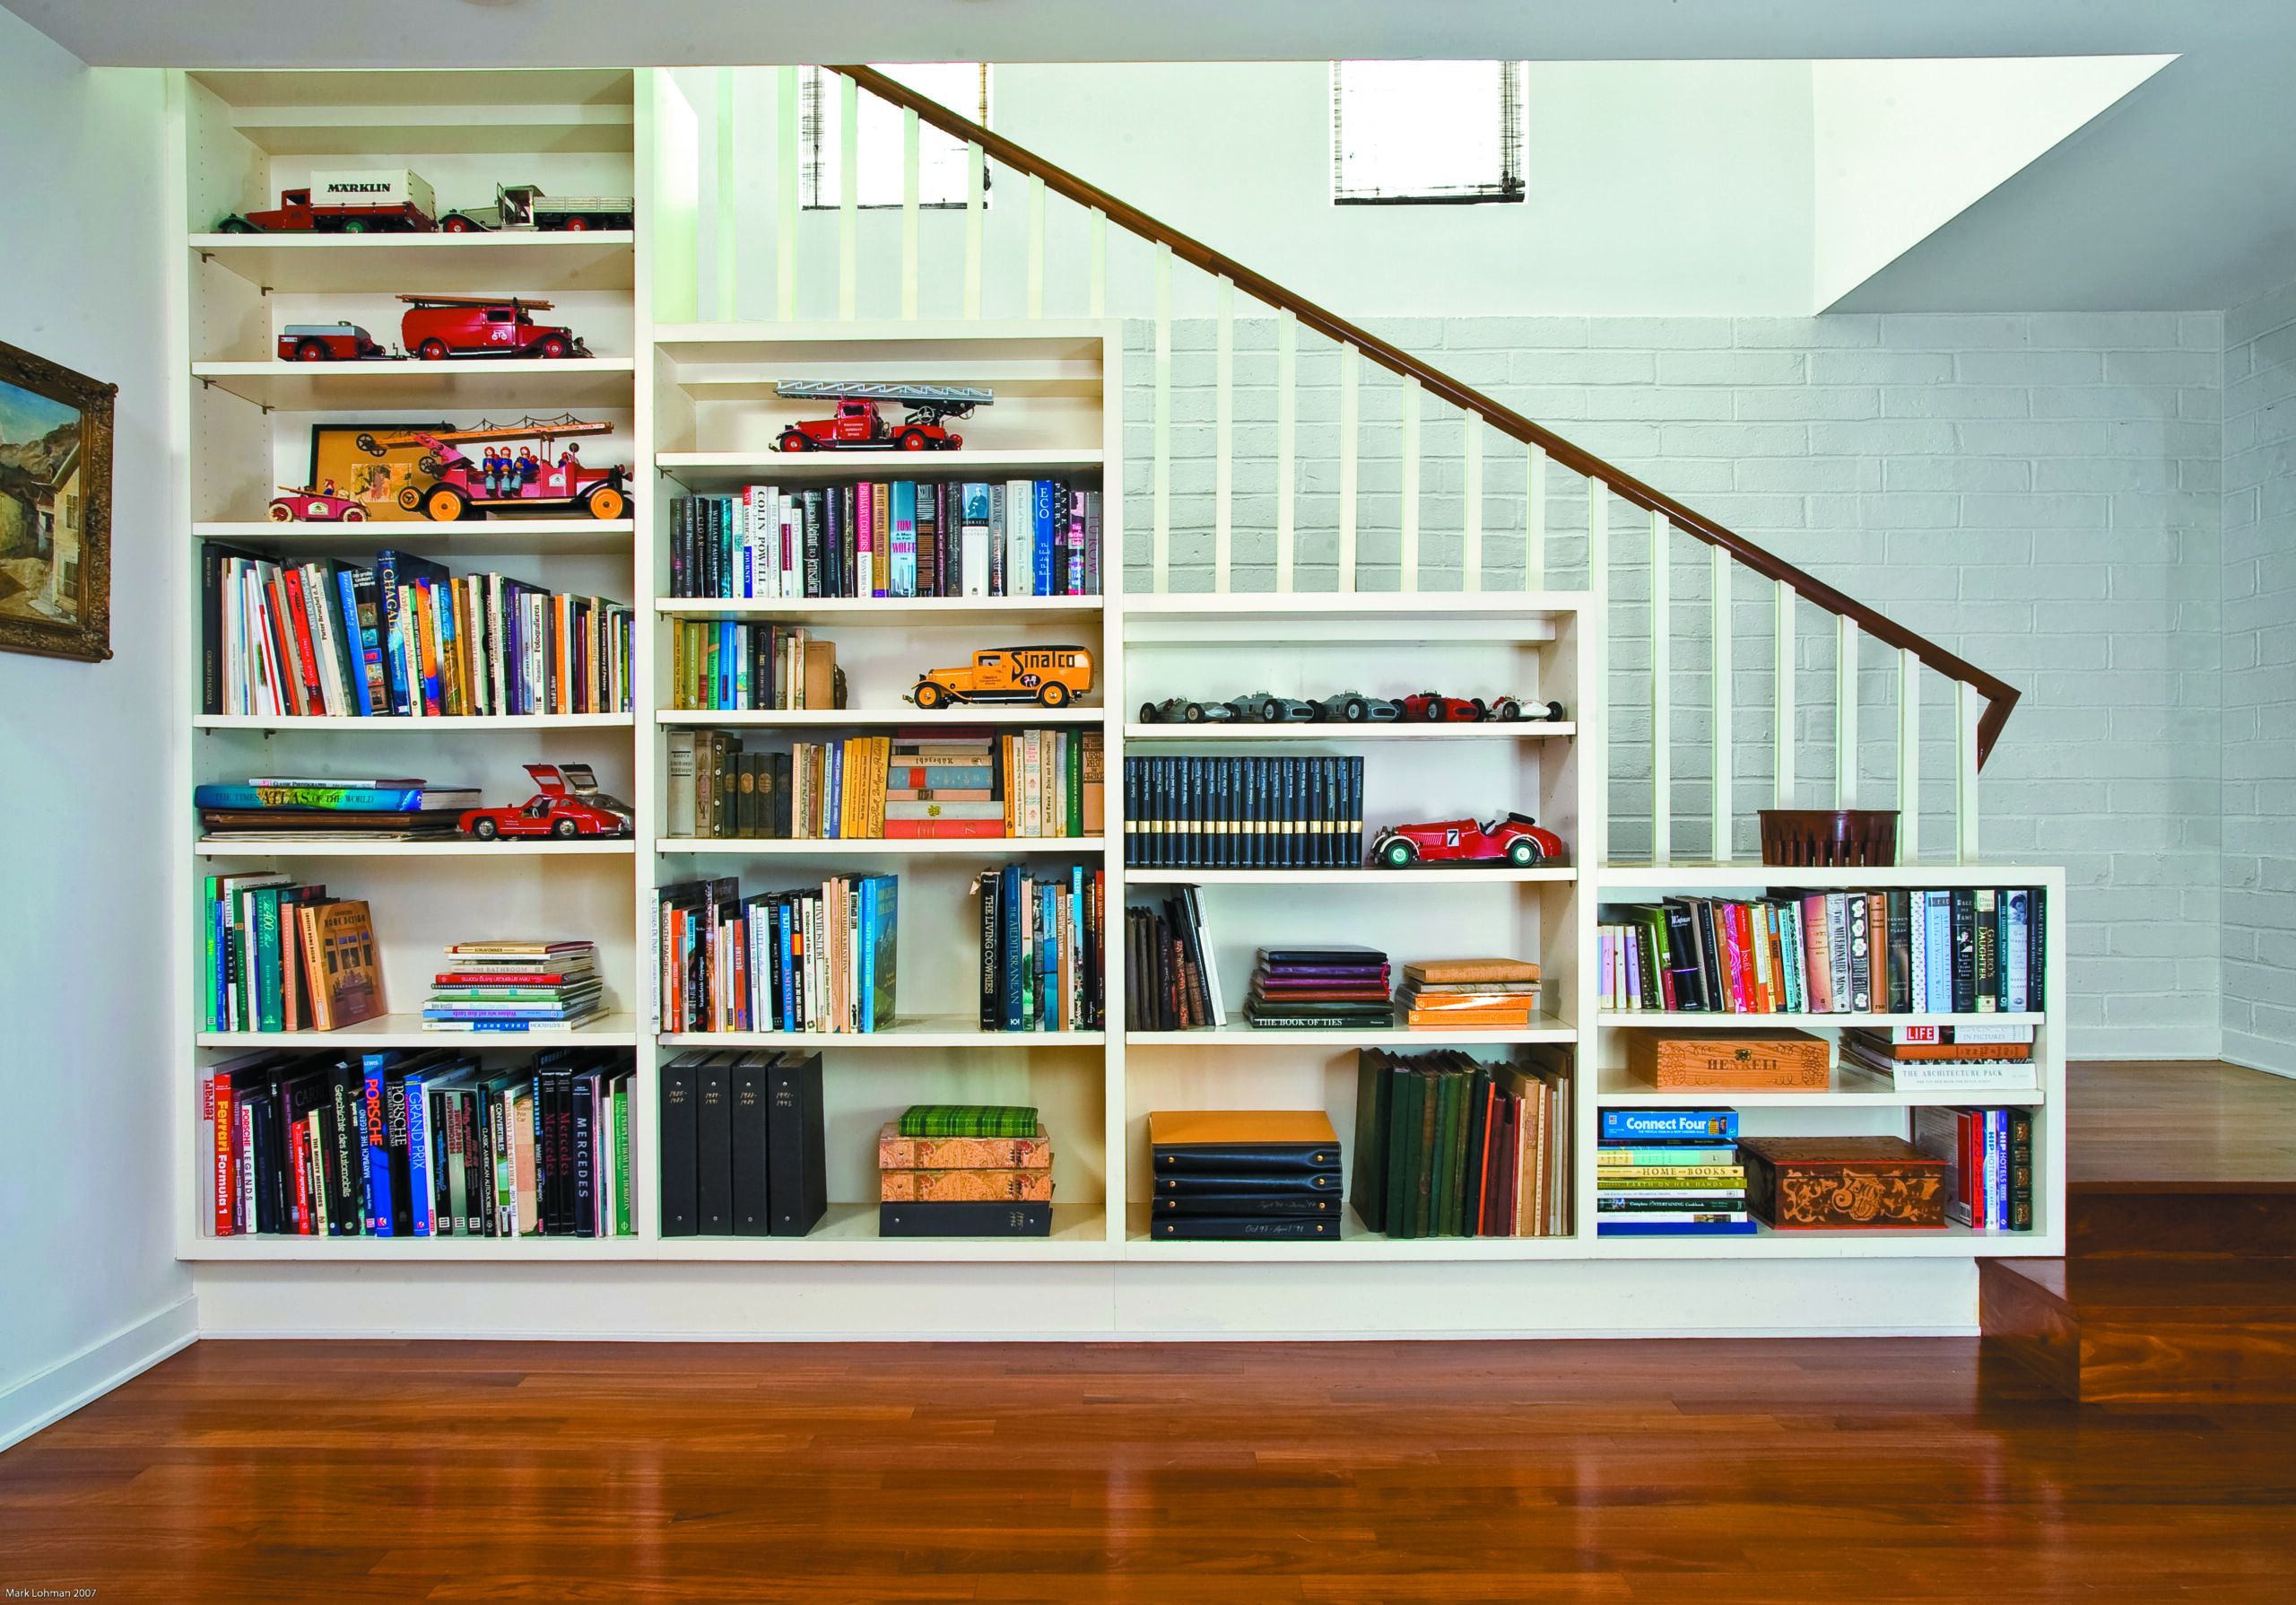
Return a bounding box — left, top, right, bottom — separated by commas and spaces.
658, 1052, 701, 1236
766, 1051, 828, 1237
1886, 890, 1914, 1014
1152, 1216, 1337, 1241
570, 1072, 597, 1237
384, 1072, 414, 1236
730, 1052, 771, 1236
879, 1201, 1053, 1238
1152, 1193, 1341, 1218
696, 1053, 733, 1234
1950, 888, 1979, 1013
978, 869, 1001, 1029
1151, 1171, 1343, 1196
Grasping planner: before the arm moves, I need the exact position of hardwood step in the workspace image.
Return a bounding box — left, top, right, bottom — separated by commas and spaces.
2068, 1182, 2296, 1258
1980, 1255, 2296, 1403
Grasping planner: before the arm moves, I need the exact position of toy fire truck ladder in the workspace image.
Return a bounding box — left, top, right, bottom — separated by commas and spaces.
381, 414, 613, 449
774, 379, 996, 426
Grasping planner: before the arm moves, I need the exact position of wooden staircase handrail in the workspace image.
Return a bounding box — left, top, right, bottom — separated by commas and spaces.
835, 64, 2022, 764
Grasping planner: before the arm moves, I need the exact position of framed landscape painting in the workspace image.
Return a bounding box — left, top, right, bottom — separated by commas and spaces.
0, 338, 115, 662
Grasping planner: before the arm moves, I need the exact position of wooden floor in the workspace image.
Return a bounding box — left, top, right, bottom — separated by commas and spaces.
2068, 1060, 2296, 1185
6, 1061, 2296, 1601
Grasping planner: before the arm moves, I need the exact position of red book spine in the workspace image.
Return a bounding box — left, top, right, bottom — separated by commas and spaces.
432, 971, 588, 986
881, 816, 1010, 839
210, 1074, 235, 1235
283, 571, 325, 712
287, 1117, 309, 1234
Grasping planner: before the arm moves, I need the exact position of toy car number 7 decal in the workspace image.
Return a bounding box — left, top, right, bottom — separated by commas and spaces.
1446, 829, 1461, 848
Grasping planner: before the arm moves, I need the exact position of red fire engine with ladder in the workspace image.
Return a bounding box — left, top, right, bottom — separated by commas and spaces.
369, 414, 628, 521
772, 381, 994, 451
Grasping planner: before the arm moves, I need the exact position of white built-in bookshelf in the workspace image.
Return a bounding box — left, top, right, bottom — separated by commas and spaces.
168, 67, 2066, 1279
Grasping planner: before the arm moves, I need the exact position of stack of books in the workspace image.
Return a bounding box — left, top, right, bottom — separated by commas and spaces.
1244, 946, 1392, 1030
423, 940, 604, 1034
200, 874, 382, 1033
878, 1107, 1055, 1237
655, 875, 898, 1034
1146, 1111, 1343, 1241
1397, 958, 1543, 1030
1840, 1024, 2039, 1095
657, 1050, 827, 1236
978, 864, 1105, 1033
1350, 1048, 1572, 1238
1124, 886, 1224, 1030
194, 776, 476, 842
1596, 1108, 1752, 1237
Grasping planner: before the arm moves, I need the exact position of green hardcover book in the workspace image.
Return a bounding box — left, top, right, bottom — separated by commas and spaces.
1414, 1069, 1440, 1236
614, 1073, 633, 1236
1426, 1070, 1453, 1235
1387, 1068, 1423, 1240
1065, 734, 1083, 838
255, 886, 286, 1033
1439, 1070, 1468, 1236
201, 874, 221, 1031
1461, 1064, 1494, 1237
1350, 1050, 1394, 1233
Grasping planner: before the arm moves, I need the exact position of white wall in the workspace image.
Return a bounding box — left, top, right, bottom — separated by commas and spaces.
0, 13, 194, 1446
2222, 275, 2296, 1076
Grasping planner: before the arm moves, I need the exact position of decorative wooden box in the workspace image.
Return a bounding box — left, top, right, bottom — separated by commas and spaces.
1626, 1028, 1831, 1090
1737, 1136, 1948, 1230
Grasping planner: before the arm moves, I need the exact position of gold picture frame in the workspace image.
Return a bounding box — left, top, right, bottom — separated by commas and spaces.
0, 338, 115, 663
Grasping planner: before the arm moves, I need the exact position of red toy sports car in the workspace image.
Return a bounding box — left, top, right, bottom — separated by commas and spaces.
459, 763, 632, 842
1403, 691, 1485, 722
1371, 813, 1565, 868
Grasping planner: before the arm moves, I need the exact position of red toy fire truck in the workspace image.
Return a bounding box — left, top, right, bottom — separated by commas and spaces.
398, 295, 590, 361
459, 764, 633, 842
382, 415, 628, 521
772, 380, 992, 452
216, 170, 439, 233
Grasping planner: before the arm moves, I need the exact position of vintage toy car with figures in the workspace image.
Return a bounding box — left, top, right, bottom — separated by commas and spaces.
267, 484, 370, 523
459, 763, 633, 842
276, 322, 388, 362
216, 170, 439, 233
398, 295, 589, 361
439, 183, 636, 232
1312, 690, 1405, 723
382, 415, 628, 521
1370, 813, 1566, 868
773, 380, 992, 452
910, 645, 1094, 709
1137, 696, 1238, 724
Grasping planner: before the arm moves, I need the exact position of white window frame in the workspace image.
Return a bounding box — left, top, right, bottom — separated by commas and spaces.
800, 64, 991, 211
1331, 60, 1526, 205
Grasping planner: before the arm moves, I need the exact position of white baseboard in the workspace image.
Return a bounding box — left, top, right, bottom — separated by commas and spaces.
2222, 1034, 2296, 1080
0, 1297, 199, 1453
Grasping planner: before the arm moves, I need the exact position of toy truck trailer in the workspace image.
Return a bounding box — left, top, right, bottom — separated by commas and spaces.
217, 170, 438, 233
439, 184, 636, 232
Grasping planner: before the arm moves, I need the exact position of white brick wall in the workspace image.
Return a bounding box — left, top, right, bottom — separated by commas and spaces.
2222, 279, 2296, 1077
1124, 310, 2224, 1059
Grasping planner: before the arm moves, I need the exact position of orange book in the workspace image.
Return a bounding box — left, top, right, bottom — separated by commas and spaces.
880, 1168, 1056, 1203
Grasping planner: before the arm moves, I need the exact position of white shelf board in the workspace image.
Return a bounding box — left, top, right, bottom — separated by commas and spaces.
182, 1233, 650, 1262
1128, 1017, 1576, 1048
657, 449, 1102, 478
1125, 721, 1575, 742
661, 1016, 1104, 1050
1123, 1206, 1580, 1261
1596, 1011, 2046, 1030
1126, 867, 1575, 886
194, 837, 634, 859
194, 713, 633, 731
657, 706, 1106, 727
196, 1012, 640, 1050
1598, 863, 2061, 891
1124, 592, 1577, 643
190, 231, 636, 294
657, 836, 1106, 857
655, 596, 1102, 624
1590, 1219, 2054, 1259
1596, 1065, 2045, 1107
191, 357, 636, 411
196, 519, 633, 555
649, 1203, 1113, 1261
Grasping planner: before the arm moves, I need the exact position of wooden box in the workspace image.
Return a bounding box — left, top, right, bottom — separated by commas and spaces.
1627, 1029, 1831, 1090
1737, 1136, 1948, 1230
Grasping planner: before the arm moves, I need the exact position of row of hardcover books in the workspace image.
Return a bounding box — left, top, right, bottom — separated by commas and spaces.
1121, 755, 1365, 868
204, 1048, 633, 1238
1349, 1049, 1573, 1238
200, 873, 382, 1034
978, 864, 1108, 1033
202, 545, 632, 719
1913, 1106, 2036, 1230
657, 1051, 828, 1235
1596, 1108, 1750, 1237
654, 876, 899, 1035
1597, 887, 2047, 1016
668, 622, 842, 711
667, 481, 1103, 600
665, 728, 1103, 841
1125, 889, 1228, 1031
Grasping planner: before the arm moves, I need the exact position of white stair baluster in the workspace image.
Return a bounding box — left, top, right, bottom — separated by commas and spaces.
1338, 343, 1360, 592
1400, 378, 1422, 591
1774, 580, 1796, 809
1214, 276, 1233, 592
839, 76, 860, 318
1462, 414, 1483, 594
1152, 244, 1172, 594
900, 108, 920, 318
1711, 545, 1732, 864
773, 67, 797, 321
1650, 510, 1671, 867
1957, 681, 1982, 863
1898, 648, 1921, 864
1836, 616, 1860, 809
961, 141, 983, 318
1526, 443, 1547, 590
1087, 208, 1107, 318
1025, 175, 1046, 317
1275, 310, 1297, 593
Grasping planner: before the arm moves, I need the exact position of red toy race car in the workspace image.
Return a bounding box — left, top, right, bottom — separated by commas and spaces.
398, 295, 589, 361
772, 380, 991, 452
1403, 691, 1486, 722
459, 764, 632, 842
268, 484, 369, 523
1370, 813, 1565, 868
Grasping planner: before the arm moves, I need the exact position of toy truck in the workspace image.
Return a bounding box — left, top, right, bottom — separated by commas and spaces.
385, 417, 628, 522
909, 646, 1094, 709
773, 380, 992, 452
397, 295, 589, 361
216, 170, 438, 233
276, 322, 387, 362
439, 184, 636, 232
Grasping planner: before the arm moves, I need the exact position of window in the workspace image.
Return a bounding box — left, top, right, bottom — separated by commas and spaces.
1331, 60, 1525, 205
801, 64, 990, 209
